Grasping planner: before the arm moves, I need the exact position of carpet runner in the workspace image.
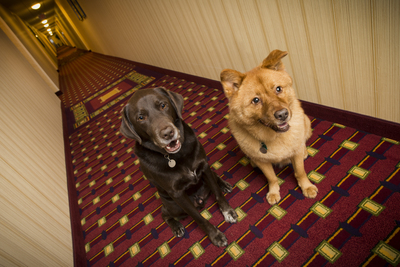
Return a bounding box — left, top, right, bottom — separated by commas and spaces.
59, 46, 400, 267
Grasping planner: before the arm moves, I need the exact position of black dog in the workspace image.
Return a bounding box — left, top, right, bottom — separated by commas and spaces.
120, 87, 238, 247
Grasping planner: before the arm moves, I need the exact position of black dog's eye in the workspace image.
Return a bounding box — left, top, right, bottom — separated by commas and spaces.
160, 103, 166, 110
276, 86, 282, 93
252, 97, 260, 104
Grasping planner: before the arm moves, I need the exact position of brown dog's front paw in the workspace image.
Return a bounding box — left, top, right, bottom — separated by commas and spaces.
266, 192, 281, 205
221, 207, 238, 224
302, 184, 318, 199
209, 228, 228, 247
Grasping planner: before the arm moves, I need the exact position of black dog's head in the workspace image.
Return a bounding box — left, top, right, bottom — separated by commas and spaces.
120, 87, 184, 154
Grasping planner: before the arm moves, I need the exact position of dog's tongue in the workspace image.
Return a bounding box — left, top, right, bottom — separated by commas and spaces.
165, 139, 181, 153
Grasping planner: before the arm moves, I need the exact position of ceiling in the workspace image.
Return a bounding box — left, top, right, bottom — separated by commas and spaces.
0, 0, 56, 36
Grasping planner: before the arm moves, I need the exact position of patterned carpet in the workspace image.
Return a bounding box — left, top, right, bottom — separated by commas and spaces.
59, 47, 400, 267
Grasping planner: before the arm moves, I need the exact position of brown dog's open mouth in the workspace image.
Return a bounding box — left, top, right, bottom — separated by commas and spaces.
276, 122, 290, 132
260, 120, 290, 133
165, 139, 181, 153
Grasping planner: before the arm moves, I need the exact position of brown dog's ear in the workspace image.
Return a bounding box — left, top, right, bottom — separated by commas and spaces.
220, 69, 246, 99
120, 104, 142, 144
155, 87, 184, 119
261, 50, 288, 71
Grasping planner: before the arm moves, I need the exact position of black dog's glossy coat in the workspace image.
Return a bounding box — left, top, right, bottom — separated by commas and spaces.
120, 87, 237, 247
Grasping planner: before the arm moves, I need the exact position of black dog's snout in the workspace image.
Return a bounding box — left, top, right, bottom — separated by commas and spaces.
274, 108, 288, 121
160, 126, 175, 140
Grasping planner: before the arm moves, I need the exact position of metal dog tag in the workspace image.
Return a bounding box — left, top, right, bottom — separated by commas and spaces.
260, 142, 268, 154
165, 154, 176, 168
168, 159, 176, 168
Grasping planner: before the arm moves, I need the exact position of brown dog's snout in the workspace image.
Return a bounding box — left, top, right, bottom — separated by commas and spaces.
160, 125, 175, 140
274, 108, 288, 121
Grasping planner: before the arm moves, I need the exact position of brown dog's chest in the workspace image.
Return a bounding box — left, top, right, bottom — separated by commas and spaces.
229, 117, 307, 164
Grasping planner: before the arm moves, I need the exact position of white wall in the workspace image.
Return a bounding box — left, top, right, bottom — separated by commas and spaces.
0, 28, 73, 266
58, 0, 400, 123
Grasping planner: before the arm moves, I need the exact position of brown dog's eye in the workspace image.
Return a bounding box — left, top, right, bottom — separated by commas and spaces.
138, 115, 145, 121
252, 97, 260, 104
276, 86, 282, 93
160, 103, 166, 110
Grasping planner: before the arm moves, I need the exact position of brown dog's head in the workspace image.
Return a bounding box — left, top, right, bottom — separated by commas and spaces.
120, 87, 184, 154
220, 50, 296, 133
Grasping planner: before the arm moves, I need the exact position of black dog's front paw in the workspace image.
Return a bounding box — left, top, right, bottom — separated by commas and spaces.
209, 227, 228, 247
221, 207, 238, 224
169, 220, 185, 237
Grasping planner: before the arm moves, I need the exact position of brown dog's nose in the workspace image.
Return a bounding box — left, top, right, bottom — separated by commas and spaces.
274, 108, 288, 121
160, 126, 175, 140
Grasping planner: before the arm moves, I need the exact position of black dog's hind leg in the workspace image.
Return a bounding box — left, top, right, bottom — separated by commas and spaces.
205, 169, 238, 224
170, 193, 229, 247
161, 206, 185, 237
215, 173, 233, 194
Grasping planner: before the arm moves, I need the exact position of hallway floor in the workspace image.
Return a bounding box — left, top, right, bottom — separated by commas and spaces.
58, 48, 136, 107
58, 46, 400, 267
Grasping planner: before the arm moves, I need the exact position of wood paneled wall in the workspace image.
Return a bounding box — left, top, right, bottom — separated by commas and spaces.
59, 0, 399, 123
0, 28, 72, 266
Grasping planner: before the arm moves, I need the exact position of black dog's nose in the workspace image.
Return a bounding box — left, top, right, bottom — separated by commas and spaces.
274, 108, 288, 121
160, 126, 175, 140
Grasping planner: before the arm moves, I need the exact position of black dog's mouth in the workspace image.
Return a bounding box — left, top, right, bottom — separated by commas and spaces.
165, 139, 181, 154
259, 120, 290, 133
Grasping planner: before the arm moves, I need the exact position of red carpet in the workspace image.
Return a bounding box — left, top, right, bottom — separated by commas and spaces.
59, 47, 400, 267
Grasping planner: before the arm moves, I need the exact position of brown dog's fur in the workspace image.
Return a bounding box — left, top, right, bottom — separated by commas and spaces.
220, 50, 318, 205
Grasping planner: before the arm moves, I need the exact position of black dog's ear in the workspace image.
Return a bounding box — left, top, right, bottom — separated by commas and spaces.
155, 87, 184, 119
120, 104, 142, 144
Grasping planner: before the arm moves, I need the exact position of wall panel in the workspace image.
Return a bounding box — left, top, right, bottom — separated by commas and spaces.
303, 0, 344, 108
0, 28, 72, 266
333, 0, 375, 116
58, 0, 400, 123
373, 0, 400, 122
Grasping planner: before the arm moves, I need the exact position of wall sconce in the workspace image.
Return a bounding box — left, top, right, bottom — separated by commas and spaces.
31, 3, 41, 10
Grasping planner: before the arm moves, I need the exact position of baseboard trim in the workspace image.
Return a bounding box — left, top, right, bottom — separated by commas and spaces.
61, 103, 87, 267
300, 100, 400, 141
111, 56, 400, 140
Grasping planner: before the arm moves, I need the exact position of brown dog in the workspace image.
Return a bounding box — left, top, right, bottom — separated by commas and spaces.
220, 50, 318, 205
120, 87, 238, 247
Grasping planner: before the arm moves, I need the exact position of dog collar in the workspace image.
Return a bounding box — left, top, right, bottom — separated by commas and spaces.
164, 154, 176, 168
260, 142, 268, 154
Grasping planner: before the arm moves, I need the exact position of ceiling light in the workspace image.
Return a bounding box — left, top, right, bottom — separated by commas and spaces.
31, 3, 41, 10
47, 28, 51, 32
50, 33, 53, 36
41, 20, 47, 24
44, 24, 49, 27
